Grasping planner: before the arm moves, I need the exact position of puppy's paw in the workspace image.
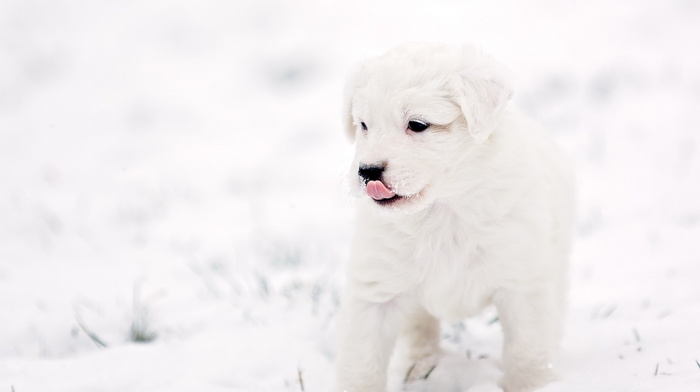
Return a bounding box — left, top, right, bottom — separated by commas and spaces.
469, 382, 504, 392
501, 364, 557, 392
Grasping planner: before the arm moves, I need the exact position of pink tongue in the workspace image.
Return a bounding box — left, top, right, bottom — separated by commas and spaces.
366, 180, 397, 200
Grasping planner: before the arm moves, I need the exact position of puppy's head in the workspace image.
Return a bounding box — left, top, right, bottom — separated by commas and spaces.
343, 43, 512, 213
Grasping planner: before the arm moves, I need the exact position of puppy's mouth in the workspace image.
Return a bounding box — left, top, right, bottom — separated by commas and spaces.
365, 180, 403, 205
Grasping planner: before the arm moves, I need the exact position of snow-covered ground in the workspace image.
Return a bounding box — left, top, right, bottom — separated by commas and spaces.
1, 1, 699, 391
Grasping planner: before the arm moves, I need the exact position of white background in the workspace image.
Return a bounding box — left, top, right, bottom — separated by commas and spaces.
1, 0, 699, 391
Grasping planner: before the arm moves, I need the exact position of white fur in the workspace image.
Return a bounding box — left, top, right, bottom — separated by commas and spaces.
334, 43, 575, 392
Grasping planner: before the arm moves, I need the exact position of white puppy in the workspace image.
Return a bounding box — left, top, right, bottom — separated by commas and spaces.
334, 43, 574, 392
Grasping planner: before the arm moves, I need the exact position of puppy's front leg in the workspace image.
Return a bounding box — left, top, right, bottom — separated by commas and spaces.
495, 288, 562, 392
397, 306, 441, 382
334, 296, 404, 392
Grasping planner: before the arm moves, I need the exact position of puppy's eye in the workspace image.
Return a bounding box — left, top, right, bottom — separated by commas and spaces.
360, 122, 368, 131
408, 120, 430, 133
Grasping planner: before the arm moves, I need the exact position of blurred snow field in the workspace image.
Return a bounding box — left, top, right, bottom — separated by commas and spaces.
1, 0, 699, 391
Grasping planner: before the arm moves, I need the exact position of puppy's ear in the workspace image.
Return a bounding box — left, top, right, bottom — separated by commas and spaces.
341, 64, 366, 142
455, 47, 513, 144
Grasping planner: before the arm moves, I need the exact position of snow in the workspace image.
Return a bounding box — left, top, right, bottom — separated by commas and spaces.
1, 0, 699, 391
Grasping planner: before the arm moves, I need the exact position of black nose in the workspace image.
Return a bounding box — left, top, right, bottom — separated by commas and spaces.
358, 164, 385, 184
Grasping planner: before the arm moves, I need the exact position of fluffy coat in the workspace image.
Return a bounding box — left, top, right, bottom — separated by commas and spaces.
334, 43, 575, 392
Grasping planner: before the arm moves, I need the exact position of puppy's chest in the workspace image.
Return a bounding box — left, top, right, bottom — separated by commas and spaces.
408, 214, 494, 320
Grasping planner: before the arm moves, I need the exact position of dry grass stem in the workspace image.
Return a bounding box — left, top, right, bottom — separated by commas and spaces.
422, 365, 437, 380
403, 363, 417, 384
297, 367, 305, 392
